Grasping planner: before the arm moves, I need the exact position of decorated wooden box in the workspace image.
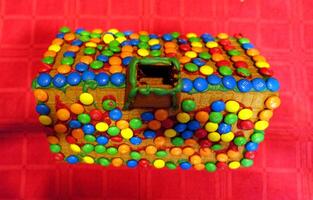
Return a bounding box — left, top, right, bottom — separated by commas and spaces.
32, 27, 280, 171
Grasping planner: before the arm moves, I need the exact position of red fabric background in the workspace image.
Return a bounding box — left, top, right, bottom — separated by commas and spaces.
0, 0, 312, 199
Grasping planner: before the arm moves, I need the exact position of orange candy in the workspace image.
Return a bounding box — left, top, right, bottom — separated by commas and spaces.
52, 38, 64, 45
227, 150, 241, 160
182, 146, 195, 156
109, 56, 122, 66
33, 89, 48, 102
109, 65, 123, 74
80, 56, 93, 64
170, 147, 182, 156
154, 109, 168, 121
64, 33, 75, 41
56, 108, 70, 121
112, 157, 123, 167
116, 120, 129, 129
47, 136, 59, 144
54, 123, 67, 134
164, 48, 177, 54
129, 33, 139, 39
44, 51, 57, 58
121, 45, 133, 53
72, 129, 84, 139
212, 53, 224, 62
120, 52, 133, 58
70, 103, 84, 115
90, 38, 101, 43
57, 65, 71, 74
216, 153, 228, 162
265, 96, 281, 109
164, 42, 177, 48
199, 147, 211, 156
190, 155, 202, 165
259, 109, 273, 121
179, 56, 191, 64
231, 56, 245, 62
194, 163, 205, 170
67, 45, 80, 52
184, 139, 197, 147
154, 136, 166, 147
145, 145, 157, 155
192, 47, 204, 53
118, 144, 131, 154
148, 120, 161, 130
195, 111, 209, 123
253, 55, 266, 62
247, 48, 260, 56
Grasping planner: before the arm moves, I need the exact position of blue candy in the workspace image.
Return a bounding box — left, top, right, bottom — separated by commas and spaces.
109, 108, 122, 121
36, 103, 50, 115
143, 130, 156, 138
63, 51, 75, 58
121, 40, 131, 46
181, 130, 193, 139
37, 73, 52, 87
266, 77, 280, 92
237, 79, 252, 92
207, 74, 222, 85
82, 70, 95, 81
95, 72, 109, 86
123, 30, 133, 36
252, 78, 266, 91
130, 136, 142, 145
182, 78, 193, 92
211, 100, 225, 112
218, 123, 231, 134
151, 44, 161, 50
96, 55, 109, 62
245, 142, 259, 151
193, 77, 208, 92
71, 39, 83, 46
222, 76, 236, 89
242, 43, 254, 50
122, 56, 133, 65
82, 124, 95, 134
56, 33, 64, 39
192, 58, 206, 66
75, 62, 89, 72
69, 120, 81, 129
127, 159, 138, 168
75, 28, 84, 34
67, 72, 81, 86
162, 33, 173, 41
96, 136, 109, 145
53, 74, 67, 88
177, 38, 187, 44
149, 34, 158, 39
141, 111, 154, 121
130, 39, 139, 46
110, 73, 125, 86
174, 123, 187, 133
187, 120, 201, 131
66, 155, 79, 164
180, 161, 192, 170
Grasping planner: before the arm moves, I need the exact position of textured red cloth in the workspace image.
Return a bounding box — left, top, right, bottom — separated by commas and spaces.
0, 0, 312, 199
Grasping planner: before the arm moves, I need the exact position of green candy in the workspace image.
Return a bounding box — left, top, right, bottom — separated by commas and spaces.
234, 136, 247, 146
181, 99, 196, 112
109, 40, 120, 47
106, 147, 118, 155
95, 145, 106, 154
129, 118, 142, 130
205, 162, 217, 172
189, 37, 200, 42
59, 26, 70, 33
101, 49, 114, 57
236, 68, 251, 77
82, 144, 94, 153
139, 35, 149, 42
110, 46, 121, 53
130, 151, 141, 160
84, 135, 96, 142
107, 126, 120, 136
241, 158, 254, 167
61, 57, 74, 65
238, 38, 250, 44
211, 144, 222, 151
77, 113, 91, 124
209, 112, 223, 123
50, 144, 61, 153
138, 42, 149, 49
84, 47, 96, 55
228, 49, 241, 56
254, 130, 265, 134
42, 56, 54, 65
199, 52, 211, 60
224, 113, 238, 125
79, 35, 90, 42
102, 99, 117, 111
251, 133, 264, 143
150, 50, 161, 57
218, 66, 233, 76
171, 137, 184, 146
171, 32, 180, 38
115, 32, 125, 37
166, 161, 177, 169
184, 63, 198, 72
98, 157, 110, 166
90, 60, 103, 69
80, 30, 90, 36
156, 150, 168, 158
90, 32, 101, 38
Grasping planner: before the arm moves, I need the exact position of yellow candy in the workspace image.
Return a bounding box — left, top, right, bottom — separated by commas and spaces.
79, 93, 94, 105
103, 33, 115, 44
217, 33, 228, 39
121, 128, 133, 139
185, 51, 197, 58
191, 41, 203, 48
254, 120, 269, 130
199, 65, 214, 75
221, 132, 235, 142
265, 96, 281, 109
206, 41, 218, 48
225, 100, 240, 113
208, 132, 221, 142
205, 122, 218, 132
85, 42, 97, 47
164, 129, 177, 138
137, 48, 149, 57
190, 155, 202, 165
70, 144, 81, 153
83, 156, 94, 164
238, 108, 253, 120
148, 38, 159, 46
186, 33, 197, 38
176, 112, 191, 123
48, 44, 61, 52
108, 28, 119, 34
38, 115, 52, 126
116, 36, 126, 43
95, 122, 109, 132
259, 109, 273, 121
228, 161, 241, 169
256, 61, 270, 68
153, 159, 165, 169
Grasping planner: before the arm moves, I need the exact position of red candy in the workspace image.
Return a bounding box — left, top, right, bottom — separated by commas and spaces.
195, 129, 207, 139
259, 68, 273, 77
179, 44, 191, 51
111, 136, 123, 142
245, 151, 255, 159
161, 118, 174, 129
199, 139, 212, 148
234, 61, 248, 68
216, 162, 227, 169
237, 120, 254, 130
216, 60, 231, 67
223, 45, 235, 51
218, 39, 231, 46
139, 159, 150, 167
66, 135, 77, 144
209, 47, 222, 54
54, 153, 65, 161
90, 109, 103, 121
